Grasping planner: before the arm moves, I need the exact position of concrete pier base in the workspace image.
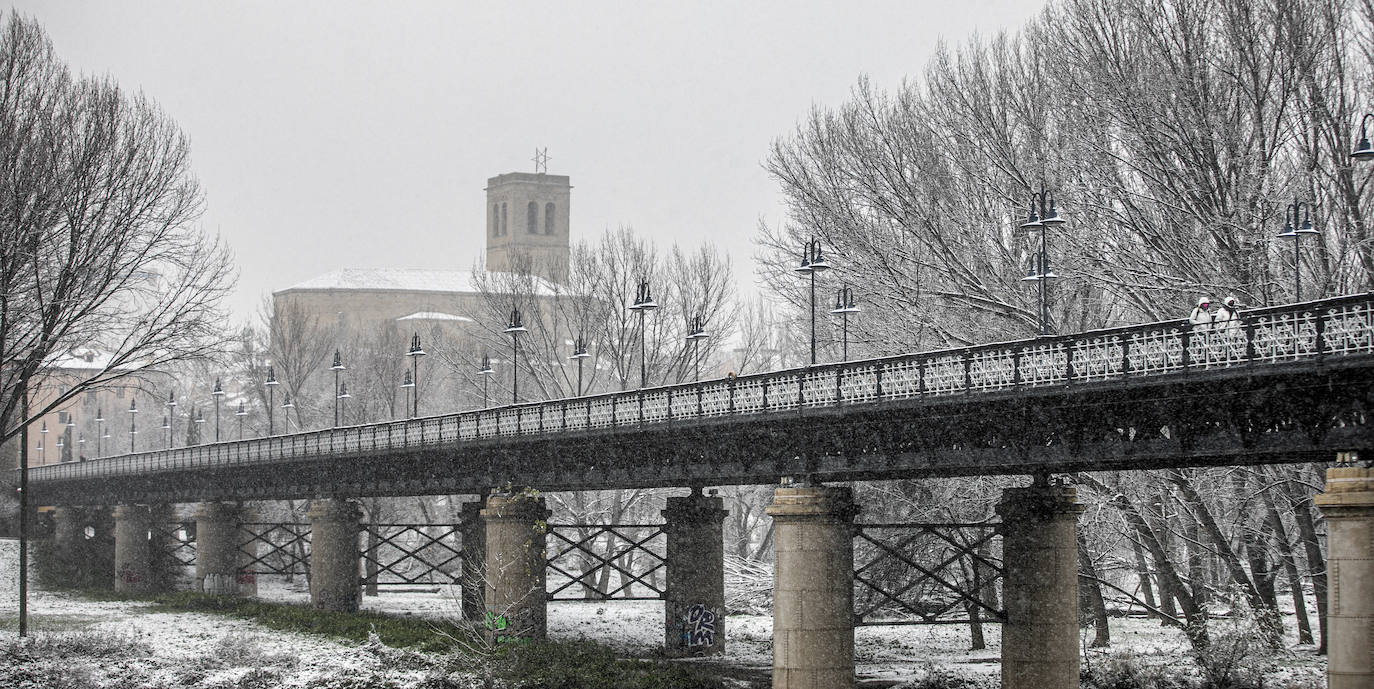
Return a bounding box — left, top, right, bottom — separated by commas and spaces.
997, 479, 1084, 689
113, 504, 152, 594
662, 490, 728, 656
195, 502, 257, 596
308, 498, 361, 612
766, 484, 858, 689
482, 491, 550, 644
52, 506, 82, 559
1314, 466, 1374, 689
459, 498, 487, 623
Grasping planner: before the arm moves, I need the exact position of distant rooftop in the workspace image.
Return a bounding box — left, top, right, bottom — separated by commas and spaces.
397, 311, 473, 322
276, 268, 560, 296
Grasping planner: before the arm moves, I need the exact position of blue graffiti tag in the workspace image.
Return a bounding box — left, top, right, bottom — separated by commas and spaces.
687, 603, 716, 646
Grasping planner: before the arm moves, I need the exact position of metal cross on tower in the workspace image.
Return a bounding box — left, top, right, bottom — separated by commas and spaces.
532, 148, 550, 174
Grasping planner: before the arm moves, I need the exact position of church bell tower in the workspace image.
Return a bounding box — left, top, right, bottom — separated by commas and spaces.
485, 151, 570, 283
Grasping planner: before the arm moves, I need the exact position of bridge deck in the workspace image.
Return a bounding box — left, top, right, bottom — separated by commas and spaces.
23, 294, 1374, 504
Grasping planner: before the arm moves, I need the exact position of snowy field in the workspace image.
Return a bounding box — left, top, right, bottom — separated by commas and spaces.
0, 539, 1326, 688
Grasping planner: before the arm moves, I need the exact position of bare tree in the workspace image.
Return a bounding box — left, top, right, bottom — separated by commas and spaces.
0, 11, 234, 449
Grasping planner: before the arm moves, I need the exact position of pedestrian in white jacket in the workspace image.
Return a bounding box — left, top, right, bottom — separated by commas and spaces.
1188, 297, 1215, 329
1215, 296, 1242, 331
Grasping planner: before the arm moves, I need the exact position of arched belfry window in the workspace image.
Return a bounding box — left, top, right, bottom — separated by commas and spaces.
491, 204, 499, 237
545, 203, 555, 235
527, 202, 538, 234
500, 203, 507, 236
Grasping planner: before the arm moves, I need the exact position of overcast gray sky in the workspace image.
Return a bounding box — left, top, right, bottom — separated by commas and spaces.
18, 1, 1046, 324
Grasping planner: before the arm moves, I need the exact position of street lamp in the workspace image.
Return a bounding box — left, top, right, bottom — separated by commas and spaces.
627, 278, 659, 387
1278, 199, 1318, 302
77, 434, 85, 460
407, 332, 425, 417
166, 390, 177, 448
38, 421, 47, 463
55, 435, 63, 462
95, 408, 105, 458
1018, 183, 1065, 336
478, 355, 495, 408
794, 238, 831, 364
337, 381, 351, 423
193, 407, 205, 443
569, 334, 591, 396
235, 401, 247, 440
686, 315, 708, 382
400, 370, 415, 418
331, 350, 346, 427
830, 286, 860, 361
265, 365, 279, 435
211, 378, 225, 441
281, 393, 294, 434
504, 309, 527, 404
128, 398, 138, 453
161, 415, 170, 449
1352, 113, 1374, 160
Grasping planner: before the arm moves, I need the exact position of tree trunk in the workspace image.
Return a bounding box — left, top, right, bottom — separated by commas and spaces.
1285, 475, 1328, 654
1168, 471, 1282, 648
1154, 490, 1179, 624
1263, 485, 1312, 645
1132, 539, 1159, 618
1078, 530, 1111, 647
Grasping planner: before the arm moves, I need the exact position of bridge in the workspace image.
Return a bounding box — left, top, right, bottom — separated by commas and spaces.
21, 293, 1374, 689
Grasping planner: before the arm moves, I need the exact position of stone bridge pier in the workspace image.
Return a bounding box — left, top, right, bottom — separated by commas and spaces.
113, 504, 155, 594
309, 498, 362, 612
765, 478, 1083, 689
482, 491, 550, 644
663, 489, 728, 656
997, 478, 1083, 689
1315, 465, 1373, 689
194, 502, 257, 596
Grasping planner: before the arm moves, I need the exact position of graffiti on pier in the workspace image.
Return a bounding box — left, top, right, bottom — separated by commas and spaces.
484, 611, 530, 645
117, 563, 142, 585
685, 603, 716, 647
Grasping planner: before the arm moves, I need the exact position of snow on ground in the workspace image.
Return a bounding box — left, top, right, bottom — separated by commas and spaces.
0, 539, 1328, 688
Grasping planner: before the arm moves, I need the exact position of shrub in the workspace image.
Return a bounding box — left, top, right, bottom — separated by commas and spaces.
490, 639, 724, 689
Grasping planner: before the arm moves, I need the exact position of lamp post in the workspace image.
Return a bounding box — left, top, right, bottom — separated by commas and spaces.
794, 238, 831, 364
128, 398, 138, 453
331, 350, 346, 427
478, 355, 495, 408
830, 286, 860, 361
628, 278, 659, 387
38, 421, 46, 464
1278, 199, 1318, 302
400, 370, 415, 419
166, 390, 177, 448
95, 408, 105, 458
281, 393, 294, 434
1352, 113, 1374, 160
193, 407, 205, 443
569, 334, 590, 396
161, 415, 171, 449
211, 378, 224, 441
686, 315, 708, 382
337, 381, 350, 423
265, 365, 279, 435
235, 401, 247, 440
77, 434, 85, 460
1018, 183, 1066, 336
504, 309, 527, 404
407, 332, 425, 417
55, 436, 63, 462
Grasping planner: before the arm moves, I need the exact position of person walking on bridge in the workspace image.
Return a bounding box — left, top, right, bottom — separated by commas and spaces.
1188, 297, 1215, 329
1214, 296, 1242, 331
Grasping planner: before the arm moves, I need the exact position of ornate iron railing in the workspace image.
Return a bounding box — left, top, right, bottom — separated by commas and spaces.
153, 521, 197, 568
25, 294, 1374, 483
853, 522, 1004, 625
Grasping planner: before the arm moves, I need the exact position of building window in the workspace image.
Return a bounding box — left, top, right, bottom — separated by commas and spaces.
58, 411, 67, 425
492, 204, 499, 237
500, 203, 507, 236
545, 203, 555, 235
527, 202, 538, 234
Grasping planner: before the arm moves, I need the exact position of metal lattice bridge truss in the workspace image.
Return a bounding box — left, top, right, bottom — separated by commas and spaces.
545, 523, 667, 601
853, 523, 1003, 626
24, 294, 1374, 505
